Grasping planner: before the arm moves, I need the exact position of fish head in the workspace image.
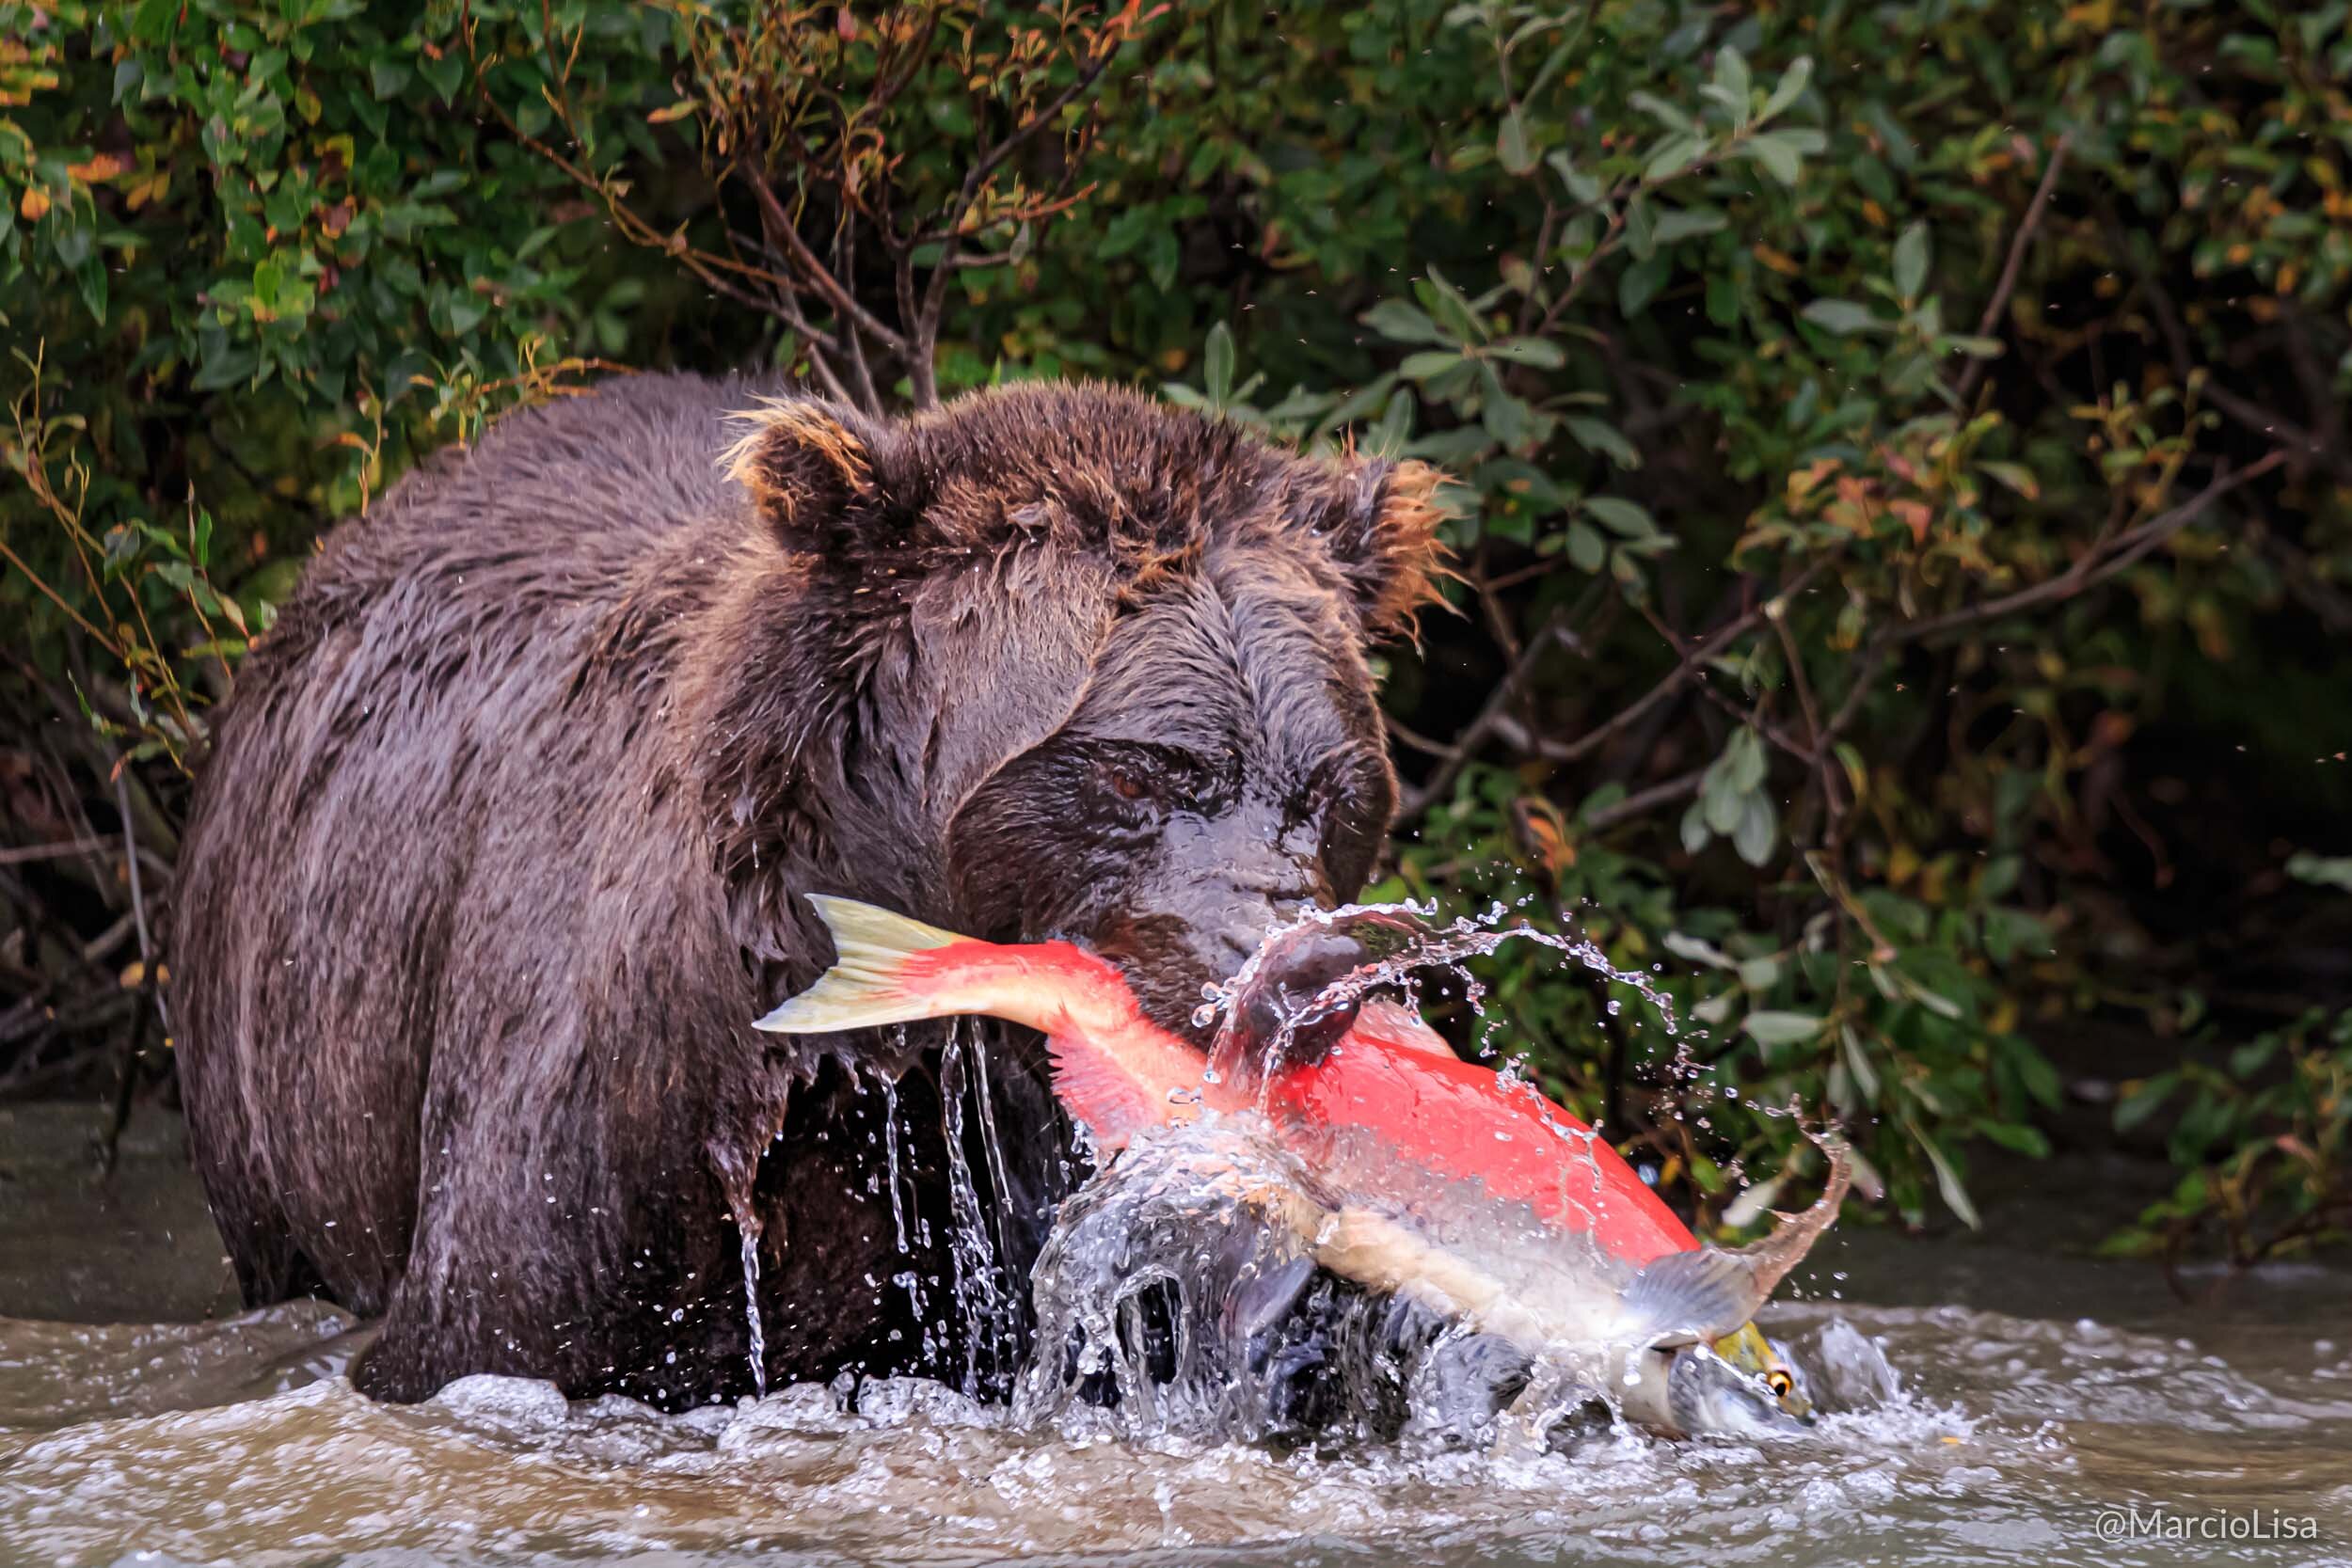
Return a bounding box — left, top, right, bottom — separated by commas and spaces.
945, 555, 1408, 1037
1714, 1320, 1813, 1418
1664, 1337, 1814, 1437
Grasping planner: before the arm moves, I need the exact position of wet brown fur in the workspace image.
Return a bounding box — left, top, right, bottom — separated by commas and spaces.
172, 373, 1446, 1406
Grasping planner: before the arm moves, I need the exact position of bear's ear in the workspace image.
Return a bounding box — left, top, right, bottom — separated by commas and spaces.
1318, 457, 1454, 642
723, 400, 894, 539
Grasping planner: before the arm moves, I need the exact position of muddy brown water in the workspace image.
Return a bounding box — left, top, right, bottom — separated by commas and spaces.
3, 1101, 2349, 1567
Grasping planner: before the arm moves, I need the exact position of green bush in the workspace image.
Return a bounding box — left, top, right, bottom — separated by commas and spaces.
6, 1, 2348, 1249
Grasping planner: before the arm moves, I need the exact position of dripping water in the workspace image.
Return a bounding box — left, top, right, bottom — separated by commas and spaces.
937, 1022, 1009, 1396
969, 1028, 1022, 1307
739, 1228, 767, 1398
877, 1067, 924, 1328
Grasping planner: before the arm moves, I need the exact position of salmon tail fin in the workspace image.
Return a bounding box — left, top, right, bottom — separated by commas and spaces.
1617, 1134, 1851, 1346
753, 895, 970, 1035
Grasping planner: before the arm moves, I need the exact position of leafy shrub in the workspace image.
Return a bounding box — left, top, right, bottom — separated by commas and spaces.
6, 1, 2348, 1246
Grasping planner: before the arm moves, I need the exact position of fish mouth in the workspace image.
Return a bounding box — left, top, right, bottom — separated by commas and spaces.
1666, 1344, 1814, 1437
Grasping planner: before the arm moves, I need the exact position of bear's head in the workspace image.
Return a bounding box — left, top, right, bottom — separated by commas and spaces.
713, 383, 1448, 1037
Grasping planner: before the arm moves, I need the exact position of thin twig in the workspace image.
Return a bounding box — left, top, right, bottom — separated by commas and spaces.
911, 21, 1140, 406
1769, 604, 1848, 843
113, 765, 153, 978
1895, 451, 2286, 642
1541, 561, 1832, 768
1398, 601, 1576, 816
1583, 766, 1706, 831
1953, 130, 2074, 406
0, 836, 113, 865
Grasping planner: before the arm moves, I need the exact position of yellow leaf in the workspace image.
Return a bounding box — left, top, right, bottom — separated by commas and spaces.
67, 152, 130, 182
18, 184, 49, 221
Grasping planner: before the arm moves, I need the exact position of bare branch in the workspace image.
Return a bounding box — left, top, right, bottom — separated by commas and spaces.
1895, 451, 2286, 643
1397, 601, 1577, 816
1952, 130, 2073, 406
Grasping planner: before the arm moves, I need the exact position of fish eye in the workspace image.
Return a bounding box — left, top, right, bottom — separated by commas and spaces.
1766, 1369, 1795, 1401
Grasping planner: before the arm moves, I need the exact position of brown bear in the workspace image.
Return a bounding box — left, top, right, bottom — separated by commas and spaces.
171, 374, 1445, 1406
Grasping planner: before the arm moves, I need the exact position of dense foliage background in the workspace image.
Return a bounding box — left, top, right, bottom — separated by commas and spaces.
6, 0, 2348, 1261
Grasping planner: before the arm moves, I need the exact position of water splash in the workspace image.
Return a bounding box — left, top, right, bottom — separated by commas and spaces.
1016, 1115, 1658, 1448
939, 1022, 1011, 1397
1192, 898, 1693, 1108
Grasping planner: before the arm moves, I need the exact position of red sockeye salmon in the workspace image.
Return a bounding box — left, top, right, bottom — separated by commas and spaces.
755, 895, 1847, 1434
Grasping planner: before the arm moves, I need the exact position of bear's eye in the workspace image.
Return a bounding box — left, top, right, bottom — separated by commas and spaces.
1101, 763, 1154, 804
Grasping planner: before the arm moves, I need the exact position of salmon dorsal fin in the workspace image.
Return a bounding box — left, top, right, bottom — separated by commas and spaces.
754, 895, 967, 1034
1616, 1136, 1852, 1345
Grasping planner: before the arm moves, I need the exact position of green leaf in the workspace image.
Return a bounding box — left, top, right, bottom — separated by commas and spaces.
1979, 461, 2041, 500
1801, 298, 1883, 335
1911, 1123, 1981, 1228
1744, 1010, 1825, 1046
419, 49, 467, 106
1202, 321, 1235, 405
1498, 108, 1536, 176
1628, 91, 1696, 135
1892, 221, 1931, 301
1399, 350, 1465, 380
1761, 55, 1813, 120
1974, 1118, 2051, 1159
1486, 337, 1565, 369
1732, 792, 1776, 866
369, 59, 411, 100
2115, 1072, 2181, 1133
1644, 133, 1707, 183
1565, 416, 1639, 469
1565, 520, 1606, 572
1362, 299, 1450, 345
1724, 726, 1767, 791
1651, 205, 1727, 245
1742, 128, 1822, 186
191, 348, 261, 392
1663, 931, 1736, 970
1711, 47, 1751, 119
2229, 1036, 2280, 1076
1581, 495, 1658, 537
1703, 774, 1747, 834
1842, 1026, 1882, 1103
2286, 852, 2352, 892
1419, 267, 1489, 343
1547, 150, 1604, 205
1616, 251, 1671, 317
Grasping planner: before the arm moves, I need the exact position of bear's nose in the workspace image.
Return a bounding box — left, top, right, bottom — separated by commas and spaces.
1229, 927, 1371, 1071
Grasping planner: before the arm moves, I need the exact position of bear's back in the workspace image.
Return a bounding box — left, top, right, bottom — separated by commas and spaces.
252, 372, 773, 684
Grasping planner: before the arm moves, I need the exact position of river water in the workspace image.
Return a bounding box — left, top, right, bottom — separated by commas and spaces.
3, 1101, 2348, 1568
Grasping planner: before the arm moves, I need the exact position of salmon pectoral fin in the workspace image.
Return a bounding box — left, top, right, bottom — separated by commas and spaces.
1616, 1246, 1769, 1348
1044, 1032, 1172, 1150
753, 895, 968, 1034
